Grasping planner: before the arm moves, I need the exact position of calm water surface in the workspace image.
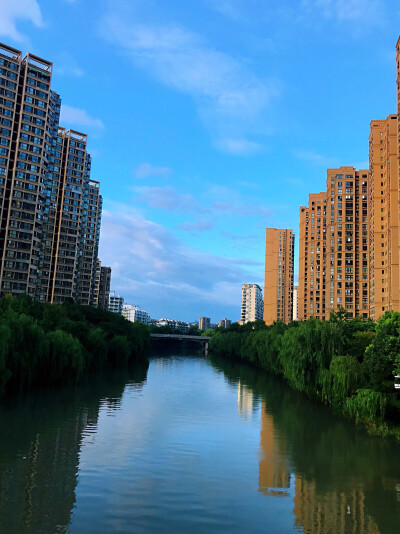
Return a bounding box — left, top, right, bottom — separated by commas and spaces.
0, 348, 400, 534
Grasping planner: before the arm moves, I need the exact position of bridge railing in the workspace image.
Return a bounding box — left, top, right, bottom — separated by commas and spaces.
150, 334, 210, 342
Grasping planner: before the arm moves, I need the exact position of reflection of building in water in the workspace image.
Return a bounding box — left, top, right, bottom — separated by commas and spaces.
0, 366, 148, 534
238, 381, 254, 417
293, 476, 380, 534
0, 407, 96, 534
259, 401, 290, 496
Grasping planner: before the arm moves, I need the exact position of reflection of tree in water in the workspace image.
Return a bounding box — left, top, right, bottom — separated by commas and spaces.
209, 354, 400, 534
0, 361, 148, 534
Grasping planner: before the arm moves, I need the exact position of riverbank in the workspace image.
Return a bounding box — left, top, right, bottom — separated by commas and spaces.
0, 295, 150, 397
208, 311, 400, 439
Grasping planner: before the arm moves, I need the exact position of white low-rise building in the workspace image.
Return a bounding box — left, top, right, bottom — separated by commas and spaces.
123, 304, 151, 325
155, 318, 189, 333
109, 291, 124, 314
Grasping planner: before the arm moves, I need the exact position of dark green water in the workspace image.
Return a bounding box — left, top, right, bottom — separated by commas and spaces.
0, 349, 399, 534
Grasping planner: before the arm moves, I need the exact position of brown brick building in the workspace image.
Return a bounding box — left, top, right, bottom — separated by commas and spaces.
368, 116, 399, 320
298, 168, 369, 320
263, 228, 294, 324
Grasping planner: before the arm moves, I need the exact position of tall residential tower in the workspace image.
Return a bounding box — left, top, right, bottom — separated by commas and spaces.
0, 43, 102, 304
240, 283, 263, 323
263, 228, 294, 324
298, 167, 369, 320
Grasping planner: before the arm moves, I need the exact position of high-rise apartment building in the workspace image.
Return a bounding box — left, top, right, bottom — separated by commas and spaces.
298, 167, 369, 320
263, 228, 294, 325
219, 318, 231, 328
298, 192, 327, 321
92, 259, 101, 307
0, 43, 102, 304
240, 283, 263, 323
97, 265, 111, 310
368, 115, 399, 320
0, 44, 56, 298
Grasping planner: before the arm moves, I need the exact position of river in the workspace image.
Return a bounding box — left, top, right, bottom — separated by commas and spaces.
0, 347, 399, 533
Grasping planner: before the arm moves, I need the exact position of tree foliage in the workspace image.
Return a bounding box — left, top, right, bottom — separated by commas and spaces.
209, 311, 400, 426
0, 296, 150, 397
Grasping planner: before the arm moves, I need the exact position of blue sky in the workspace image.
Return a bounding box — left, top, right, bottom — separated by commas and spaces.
1, 0, 400, 322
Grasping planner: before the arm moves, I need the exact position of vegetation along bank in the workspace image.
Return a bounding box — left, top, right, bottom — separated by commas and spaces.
208, 310, 400, 439
0, 296, 150, 397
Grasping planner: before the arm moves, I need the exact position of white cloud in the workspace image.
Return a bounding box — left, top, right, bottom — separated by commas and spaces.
54, 53, 84, 77
60, 105, 105, 130
134, 163, 173, 178
301, 0, 384, 27
216, 138, 263, 155
206, 0, 243, 20
296, 149, 339, 167
134, 186, 204, 213
98, 203, 260, 320
0, 0, 43, 42
177, 220, 215, 234
100, 9, 280, 148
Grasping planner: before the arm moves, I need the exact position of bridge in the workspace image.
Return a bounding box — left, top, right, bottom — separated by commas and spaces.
150, 334, 210, 351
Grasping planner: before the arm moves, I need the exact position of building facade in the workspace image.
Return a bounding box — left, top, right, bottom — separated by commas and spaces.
0, 44, 56, 298
219, 318, 231, 328
240, 283, 263, 323
0, 42, 102, 304
263, 228, 295, 325
298, 167, 368, 320
199, 316, 210, 330
293, 286, 298, 321
96, 265, 111, 310
368, 115, 399, 320
123, 304, 151, 325
108, 291, 124, 314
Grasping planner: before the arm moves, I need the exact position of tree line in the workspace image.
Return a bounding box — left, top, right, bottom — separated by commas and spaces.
208, 310, 400, 437
0, 295, 150, 397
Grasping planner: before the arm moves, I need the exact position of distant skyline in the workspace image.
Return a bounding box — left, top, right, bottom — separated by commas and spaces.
2, 0, 400, 322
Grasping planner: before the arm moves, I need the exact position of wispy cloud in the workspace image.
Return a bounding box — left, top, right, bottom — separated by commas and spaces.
283, 177, 306, 187
0, 0, 43, 42
60, 105, 105, 130
301, 0, 385, 28
54, 52, 84, 77
134, 186, 204, 213
177, 220, 215, 234
134, 163, 173, 178
216, 138, 263, 155
220, 230, 261, 243
295, 149, 339, 167
206, 0, 243, 20
134, 183, 273, 221
99, 204, 260, 320
100, 6, 280, 151
212, 200, 271, 219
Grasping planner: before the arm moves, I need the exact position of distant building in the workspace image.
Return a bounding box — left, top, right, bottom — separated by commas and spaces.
92, 260, 101, 308
108, 291, 124, 314
156, 318, 189, 333
199, 317, 211, 330
98, 266, 112, 310
219, 318, 232, 328
241, 283, 263, 324
293, 286, 299, 321
123, 304, 151, 325
264, 228, 295, 325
